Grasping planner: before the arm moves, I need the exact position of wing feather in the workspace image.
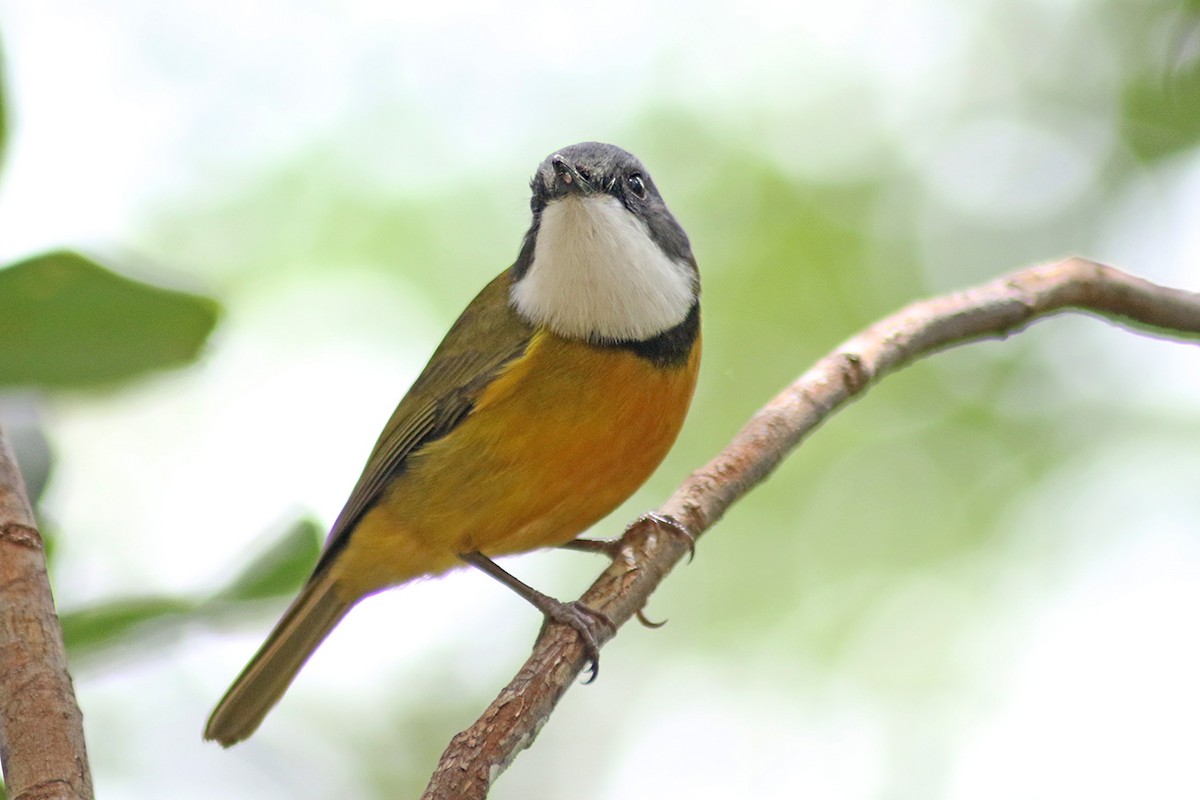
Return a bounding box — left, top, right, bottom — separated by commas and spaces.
319, 270, 533, 559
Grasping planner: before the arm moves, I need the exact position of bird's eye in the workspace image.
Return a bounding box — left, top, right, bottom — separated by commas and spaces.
627, 173, 646, 199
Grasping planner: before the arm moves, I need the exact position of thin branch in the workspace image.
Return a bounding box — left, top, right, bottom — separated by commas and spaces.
421, 257, 1200, 799
0, 426, 93, 800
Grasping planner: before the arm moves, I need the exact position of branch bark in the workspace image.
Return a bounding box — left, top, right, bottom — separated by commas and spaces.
0, 426, 93, 800
420, 257, 1200, 799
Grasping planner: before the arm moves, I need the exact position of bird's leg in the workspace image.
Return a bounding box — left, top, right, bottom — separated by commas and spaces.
558, 537, 624, 558
459, 551, 614, 682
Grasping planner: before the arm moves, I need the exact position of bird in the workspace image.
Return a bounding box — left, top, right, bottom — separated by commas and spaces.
205, 141, 701, 746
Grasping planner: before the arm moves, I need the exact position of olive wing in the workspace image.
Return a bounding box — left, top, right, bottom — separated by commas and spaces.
320, 270, 534, 556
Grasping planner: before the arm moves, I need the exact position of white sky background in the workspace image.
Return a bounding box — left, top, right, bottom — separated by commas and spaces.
2, 1, 1199, 798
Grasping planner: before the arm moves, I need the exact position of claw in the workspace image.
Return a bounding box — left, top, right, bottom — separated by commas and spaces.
635, 512, 696, 563
635, 608, 667, 629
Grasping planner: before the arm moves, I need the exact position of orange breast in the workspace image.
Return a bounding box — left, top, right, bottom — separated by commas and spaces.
329, 328, 700, 597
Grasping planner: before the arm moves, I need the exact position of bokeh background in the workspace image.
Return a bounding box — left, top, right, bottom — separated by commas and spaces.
2, 1, 1199, 798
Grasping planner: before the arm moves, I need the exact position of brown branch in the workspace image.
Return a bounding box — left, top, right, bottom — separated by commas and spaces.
421, 257, 1200, 799
0, 426, 93, 800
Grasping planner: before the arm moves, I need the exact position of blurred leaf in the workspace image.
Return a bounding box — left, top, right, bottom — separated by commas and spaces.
1121, 14, 1200, 160
58, 518, 321, 656
0, 250, 220, 389
0, 396, 53, 507
0, 36, 8, 173
61, 596, 198, 654
214, 517, 321, 602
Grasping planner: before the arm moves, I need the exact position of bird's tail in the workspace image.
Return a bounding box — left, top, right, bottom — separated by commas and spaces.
205, 570, 352, 747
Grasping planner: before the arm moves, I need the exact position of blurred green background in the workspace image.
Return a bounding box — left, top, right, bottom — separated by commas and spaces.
1, 1, 1199, 798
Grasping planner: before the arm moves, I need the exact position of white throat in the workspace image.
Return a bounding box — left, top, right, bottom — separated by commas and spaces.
510, 194, 695, 341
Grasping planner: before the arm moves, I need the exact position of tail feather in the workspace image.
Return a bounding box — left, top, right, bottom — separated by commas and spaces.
205, 571, 352, 746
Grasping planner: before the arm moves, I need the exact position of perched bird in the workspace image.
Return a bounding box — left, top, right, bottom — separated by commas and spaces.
205, 142, 701, 746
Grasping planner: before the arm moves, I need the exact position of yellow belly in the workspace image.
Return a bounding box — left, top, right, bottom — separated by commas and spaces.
328, 328, 700, 596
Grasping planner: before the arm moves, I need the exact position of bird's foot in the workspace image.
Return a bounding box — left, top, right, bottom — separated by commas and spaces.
559, 513, 695, 630
535, 597, 615, 683
459, 550, 613, 681
634, 511, 697, 563
561, 512, 696, 563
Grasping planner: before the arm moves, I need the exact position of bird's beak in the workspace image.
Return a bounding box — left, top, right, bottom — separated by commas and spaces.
551, 154, 594, 195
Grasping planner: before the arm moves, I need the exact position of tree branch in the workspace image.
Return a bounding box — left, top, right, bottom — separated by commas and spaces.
421, 257, 1200, 799
0, 426, 93, 800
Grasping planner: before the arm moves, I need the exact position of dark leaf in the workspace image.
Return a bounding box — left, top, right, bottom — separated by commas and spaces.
0, 250, 220, 388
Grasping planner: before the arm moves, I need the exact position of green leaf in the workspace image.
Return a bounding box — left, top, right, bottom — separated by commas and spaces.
214, 517, 322, 603
0, 250, 220, 388
61, 596, 198, 654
